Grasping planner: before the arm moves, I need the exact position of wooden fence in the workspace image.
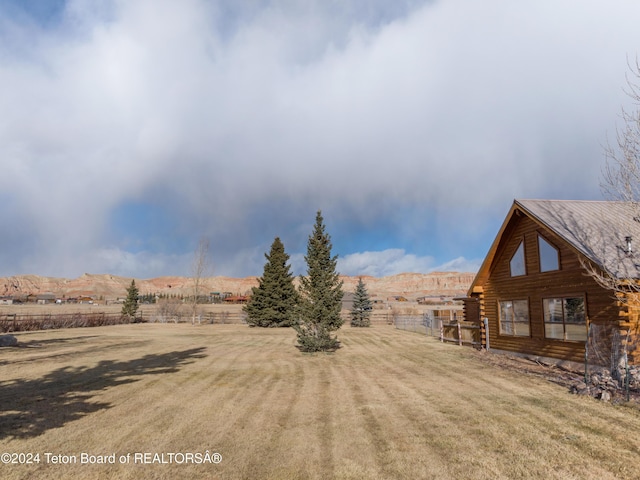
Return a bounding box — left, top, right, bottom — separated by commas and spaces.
1, 310, 479, 338
394, 315, 439, 336
340, 310, 395, 326
166, 310, 398, 326
394, 310, 460, 336
394, 312, 483, 349
440, 321, 482, 347
200, 311, 247, 324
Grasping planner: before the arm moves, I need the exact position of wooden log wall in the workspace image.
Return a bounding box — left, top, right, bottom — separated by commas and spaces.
481, 214, 620, 363
621, 293, 640, 363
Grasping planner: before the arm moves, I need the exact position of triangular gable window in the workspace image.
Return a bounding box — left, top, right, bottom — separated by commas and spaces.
510, 241, 526, 277
538, 235, 559, 272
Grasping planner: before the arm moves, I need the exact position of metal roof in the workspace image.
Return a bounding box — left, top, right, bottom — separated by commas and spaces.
515, 199, 640, 279
468, 199, 640, 296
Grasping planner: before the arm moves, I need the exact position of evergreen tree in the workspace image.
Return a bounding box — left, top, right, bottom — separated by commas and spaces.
244, 237, 299, 327
350, 277, 372, 327
294, 211, 344, 351
122, 280, 139, 319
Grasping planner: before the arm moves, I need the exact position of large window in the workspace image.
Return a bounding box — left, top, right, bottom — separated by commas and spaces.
543, 297, 586, 341
510, 241, 526, 277
499, 299, 530, 336
538, 235, 559, 272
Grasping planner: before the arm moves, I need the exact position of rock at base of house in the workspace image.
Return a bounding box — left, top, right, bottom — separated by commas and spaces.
0, 334, 18, 347
570, 381, 589, 395
570, 377, 622, 403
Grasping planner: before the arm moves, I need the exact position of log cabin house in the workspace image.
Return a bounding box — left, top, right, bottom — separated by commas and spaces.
463, 199, 640, 366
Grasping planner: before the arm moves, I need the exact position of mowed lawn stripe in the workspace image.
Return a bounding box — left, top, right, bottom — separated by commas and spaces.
342, 336, 460, 479
3, 325, 640, 480
213, 358, 298, 477
336, 329, 640, 479
341, 329, 483, 477
361, 332, 637, 479
333, 354, 443, 479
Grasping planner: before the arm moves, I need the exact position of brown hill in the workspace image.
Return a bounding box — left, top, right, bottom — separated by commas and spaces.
0, 272, 475, 301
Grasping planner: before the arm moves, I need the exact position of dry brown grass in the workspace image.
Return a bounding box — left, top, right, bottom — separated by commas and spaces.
1, 325, 640, 479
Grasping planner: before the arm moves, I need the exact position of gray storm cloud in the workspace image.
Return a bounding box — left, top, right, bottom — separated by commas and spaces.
1, 0, 639, 277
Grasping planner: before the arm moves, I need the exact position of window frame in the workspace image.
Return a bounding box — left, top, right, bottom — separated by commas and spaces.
542, 295, 587, 342
498, 299, 531, 337
537, 234, 560, 273
509, 240, 526, 277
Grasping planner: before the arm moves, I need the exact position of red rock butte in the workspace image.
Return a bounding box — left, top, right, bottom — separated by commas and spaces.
0, 272, 475, 302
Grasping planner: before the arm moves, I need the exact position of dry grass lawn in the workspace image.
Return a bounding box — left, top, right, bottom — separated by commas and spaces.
1, 324, 640, 479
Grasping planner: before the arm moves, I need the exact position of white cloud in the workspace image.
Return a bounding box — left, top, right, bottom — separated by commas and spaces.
1, 0, 640, 277
338, 249, 480, 277
431, 256, 482, 274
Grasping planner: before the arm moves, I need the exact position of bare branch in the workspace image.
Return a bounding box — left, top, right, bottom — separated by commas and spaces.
601, 57, 640, 207
591, 60, 640, 308
579, 256, 640, 305
191, 237, 212, 325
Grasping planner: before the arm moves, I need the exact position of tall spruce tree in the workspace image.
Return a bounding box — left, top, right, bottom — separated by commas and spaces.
350, 277, 372, 327
244, 237, 299, 327
121, 280, 139, 320
294, 211, 344, 351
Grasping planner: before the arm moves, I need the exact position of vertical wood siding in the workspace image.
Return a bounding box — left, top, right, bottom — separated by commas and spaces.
482, 214, 620, 363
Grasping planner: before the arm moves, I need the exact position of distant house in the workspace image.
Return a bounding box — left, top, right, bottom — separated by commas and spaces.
210, 292, 233, 303
36, 293, 57, 304
463, 199, 640, 366
223, 295, 248, 304
0, 296, 13, 305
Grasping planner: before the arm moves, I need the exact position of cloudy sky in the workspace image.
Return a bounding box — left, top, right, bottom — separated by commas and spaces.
1, 0, 640, 279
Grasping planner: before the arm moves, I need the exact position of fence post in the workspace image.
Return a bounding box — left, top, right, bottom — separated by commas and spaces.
457, 322, 462, 346
439, 319, 443, 342
483, 317, 490, 351
584, 323, 591, 384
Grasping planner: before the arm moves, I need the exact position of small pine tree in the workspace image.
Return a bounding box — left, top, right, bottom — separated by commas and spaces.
244, 237, 299, 327
294, 211, 344, 351
350, 277, 372, 327
122, 280, 139, 320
